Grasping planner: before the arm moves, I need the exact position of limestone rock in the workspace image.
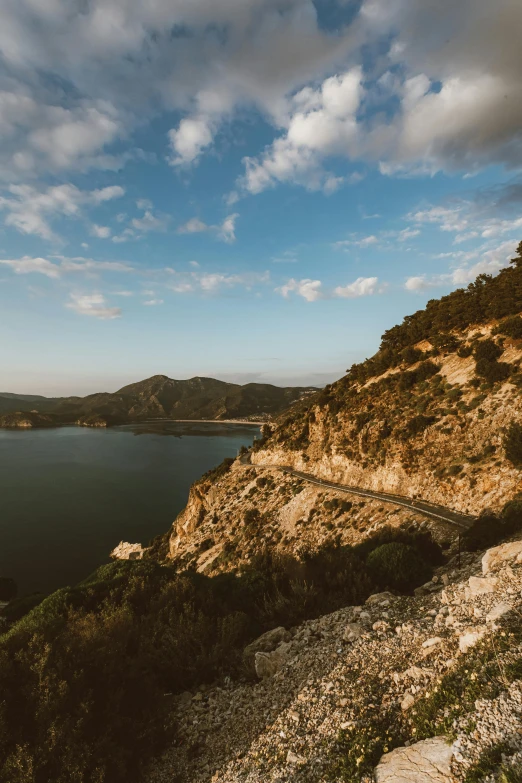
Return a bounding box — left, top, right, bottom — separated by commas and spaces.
459, 628, 486, 653
255, 641, 292, 679
110, 541, 144, 560
401, 693, 415, 711
486, 602, 512, 624
243, 627, 291, 665
482, 541, 522, 574
366, 591, 394, 606
343, 622, 363, 643
374, 736, 455, 783
286, 750, 306, 765
466, 576, 499, 597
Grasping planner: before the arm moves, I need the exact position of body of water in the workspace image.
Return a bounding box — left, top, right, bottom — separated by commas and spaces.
0, 422, 259, 596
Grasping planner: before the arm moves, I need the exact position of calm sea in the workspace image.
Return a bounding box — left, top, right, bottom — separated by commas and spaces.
0, 422, 259, 596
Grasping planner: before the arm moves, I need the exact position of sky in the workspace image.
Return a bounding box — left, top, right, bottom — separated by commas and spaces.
0, 0, 521, 396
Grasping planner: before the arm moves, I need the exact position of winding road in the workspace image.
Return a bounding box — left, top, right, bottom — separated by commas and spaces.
240, 454, 474, 531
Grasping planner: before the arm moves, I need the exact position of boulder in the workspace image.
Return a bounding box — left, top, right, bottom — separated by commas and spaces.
486, 602, 512, 624
110, 541, 144, 560
482, 541, 522, 574
466, 576, 498, 597
343, 622, 363, 643
366, 591, 395, 605
374, 736, 454, 783
254, 641, 292, 679
243, 626, 291, 666
458, 628, 486, 653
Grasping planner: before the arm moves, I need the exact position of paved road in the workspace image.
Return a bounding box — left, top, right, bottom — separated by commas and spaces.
240, 454, 474, 531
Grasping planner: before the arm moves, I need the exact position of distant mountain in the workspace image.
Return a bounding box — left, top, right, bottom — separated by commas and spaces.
0, 375, 318, 427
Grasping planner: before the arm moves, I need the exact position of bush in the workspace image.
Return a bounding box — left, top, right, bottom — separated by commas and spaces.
504, 422, 522, 466
475, 358, 511, 383
354, 526, 444, 567
366, 542, 432, 593
457, 344, 473, 358
494, 315, 522, 340
402, 414, 436, 438
474, 339, 503, 362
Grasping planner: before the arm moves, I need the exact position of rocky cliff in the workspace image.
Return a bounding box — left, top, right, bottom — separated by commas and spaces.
166, 246, 522, 574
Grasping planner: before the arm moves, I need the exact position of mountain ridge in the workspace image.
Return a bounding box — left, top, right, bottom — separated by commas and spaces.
0, 375, 318, 427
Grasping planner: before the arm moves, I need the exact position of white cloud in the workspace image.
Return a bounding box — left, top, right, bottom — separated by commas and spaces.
177, 213, 239, 243
136, 198, 153, 210
405, 239, 519, 292
91, 186, 125, 203
168, 118, 214, 166
334, 276, 380, 298
177, 217, 208, 235
0, 256, 60, 278
404, 275, 438, 292
131, 210, 168, 232
0, 254, 132, 279
143, 298, 163, 306
0, 182, 124, 242
277, 278, 323, 301
277, 274, 383, 301
90, 224, 111, 239
218, 213, 239, 243
241, 68, 363, 194
66, 294, 121, 320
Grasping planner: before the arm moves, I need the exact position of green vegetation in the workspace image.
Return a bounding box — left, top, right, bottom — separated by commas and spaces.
504, 422, 522, 467
411, 615, 522, 740
366, 542, 432, 593
463, 744, 512, 783
494, 315, 522, 340
0, 524, 444, 783
346, 242, 522, 385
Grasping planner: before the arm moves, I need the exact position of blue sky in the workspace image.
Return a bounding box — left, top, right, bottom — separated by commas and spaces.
0, 0, 521, 395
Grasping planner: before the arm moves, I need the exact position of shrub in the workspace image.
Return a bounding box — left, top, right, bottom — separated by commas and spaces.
474, 339, 503, 362
402, 414, 436, 438
494, 315, 522, 340
458, 344, 473, 358
475, 358, 511, 383
366, 542, 432, 592
504, 422, 522, 466
354, 526, 444, 567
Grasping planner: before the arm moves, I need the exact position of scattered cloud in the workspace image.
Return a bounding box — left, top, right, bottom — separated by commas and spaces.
177, 213, 239, 243
404, 239, 519, 292
143, 298, 163, 306
66, 293, 121, 320
0, 254, 132, 279
0, 256, 60, 279
277, 275, 383, 302
131, 210, 168, 232
0, 183, 124, 242
90, 224, 111, 239
277, 278, 323, 302
334, 276, 381, 298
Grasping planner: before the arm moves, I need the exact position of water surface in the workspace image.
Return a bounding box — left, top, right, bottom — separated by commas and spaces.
0, 422, 259, 595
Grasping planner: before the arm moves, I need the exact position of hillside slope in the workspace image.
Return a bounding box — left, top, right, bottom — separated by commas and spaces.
166, 243, 522, 572
0, 375, 317, 427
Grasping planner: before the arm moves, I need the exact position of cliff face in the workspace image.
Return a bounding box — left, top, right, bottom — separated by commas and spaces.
252, 332, 522, 516
167, 251, 522, 573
